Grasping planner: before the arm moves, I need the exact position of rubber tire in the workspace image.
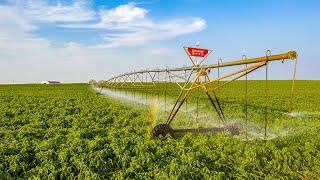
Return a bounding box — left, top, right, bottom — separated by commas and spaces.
152, 124, 174, 138
226, 126, 240, 136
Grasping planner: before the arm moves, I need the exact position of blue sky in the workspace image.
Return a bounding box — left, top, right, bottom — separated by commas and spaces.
0, 0, 319, 83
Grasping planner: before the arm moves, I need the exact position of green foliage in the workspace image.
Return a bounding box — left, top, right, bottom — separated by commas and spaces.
0, 83, 320, 179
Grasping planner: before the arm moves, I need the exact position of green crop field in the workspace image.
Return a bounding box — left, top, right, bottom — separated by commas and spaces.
0, 82, 320, 179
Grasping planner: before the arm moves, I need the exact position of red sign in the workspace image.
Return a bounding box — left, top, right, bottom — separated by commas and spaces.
187, 47, 209, 57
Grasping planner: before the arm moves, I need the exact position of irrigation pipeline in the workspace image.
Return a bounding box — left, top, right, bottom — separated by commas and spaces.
104, 51, 297, 84
100, 50, 298, 114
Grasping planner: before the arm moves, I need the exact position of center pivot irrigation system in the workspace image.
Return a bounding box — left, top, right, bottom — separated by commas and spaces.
99, 46, 298, 138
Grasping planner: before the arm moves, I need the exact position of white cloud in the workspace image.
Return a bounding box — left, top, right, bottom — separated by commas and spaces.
12, 0, 96, 22
95, 18, 206, 48
61, 3, 206, 47
6, 1, 206, 47
100, 3, 147, 23
0, 4, 97, 83
0, 1, 206, 83
147, 47, 173, 55
0, 4, 161, 83
0, 6, 36, 39
62, 3, 152, 29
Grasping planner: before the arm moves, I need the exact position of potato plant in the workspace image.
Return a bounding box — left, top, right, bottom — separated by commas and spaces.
0, 82, 320, 179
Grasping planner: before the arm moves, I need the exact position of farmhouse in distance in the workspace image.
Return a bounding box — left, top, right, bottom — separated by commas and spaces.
41, 80, 61, 84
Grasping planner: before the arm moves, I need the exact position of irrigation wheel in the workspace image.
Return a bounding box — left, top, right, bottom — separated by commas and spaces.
152, 124, 174, 138
225, 123, 241, 136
